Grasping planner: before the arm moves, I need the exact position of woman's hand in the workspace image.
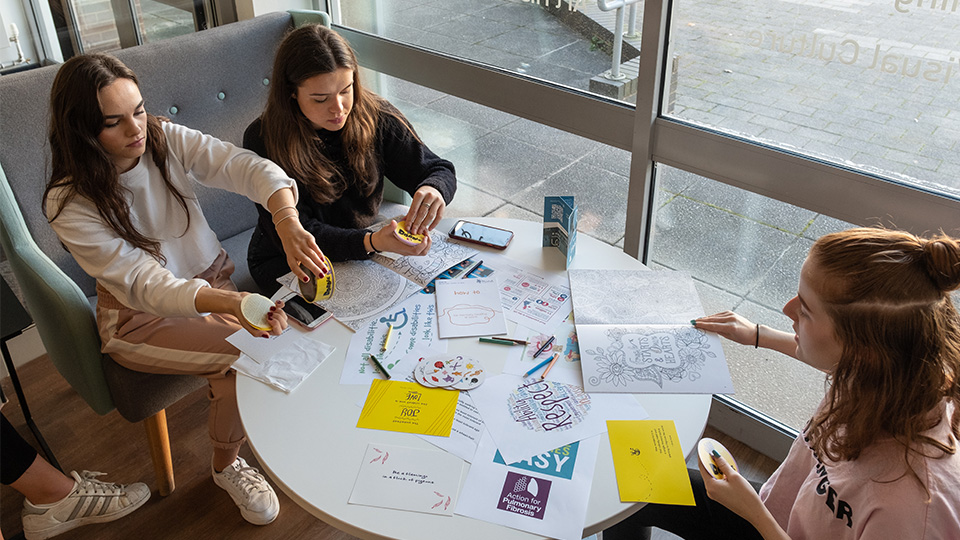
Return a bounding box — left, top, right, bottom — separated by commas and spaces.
405, 186, 445, 235
699, 453, 791, 540
370, 221, 433, 257
694, 310, 798, 358
233, 294, 289, 338
275, 218, 329, 283
197, 288, 289, 338
693, 311, 757, 347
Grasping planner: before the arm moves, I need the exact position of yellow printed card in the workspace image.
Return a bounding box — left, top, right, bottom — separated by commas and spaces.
607, 420, 695, 505
357, 379, 459, 436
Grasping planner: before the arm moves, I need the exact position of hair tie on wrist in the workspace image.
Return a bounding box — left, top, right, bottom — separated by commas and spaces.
368, 232, 381, 254
274, 213, 298, 228
755, 324, 760, 348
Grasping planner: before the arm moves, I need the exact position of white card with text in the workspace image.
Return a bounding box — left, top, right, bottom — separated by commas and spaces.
349, 443, 464, 516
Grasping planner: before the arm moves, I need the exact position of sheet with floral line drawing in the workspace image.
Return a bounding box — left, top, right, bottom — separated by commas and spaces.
578, 324, 734, 394
568, 269, 735, 394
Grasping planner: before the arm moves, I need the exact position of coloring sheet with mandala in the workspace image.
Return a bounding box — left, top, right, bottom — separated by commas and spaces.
276, 261, 421, 331
371, 221, 478, 288
469, 374, 648, 464
577, 324, 734, 394
567, 269, 704, 324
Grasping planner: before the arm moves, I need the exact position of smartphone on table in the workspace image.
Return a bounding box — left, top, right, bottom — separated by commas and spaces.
281, 293, 333, 330
449, 220, 514, 250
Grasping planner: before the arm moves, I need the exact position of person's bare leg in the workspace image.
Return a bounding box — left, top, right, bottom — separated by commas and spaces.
9, 455, 75, 505
212, 447, 240, 472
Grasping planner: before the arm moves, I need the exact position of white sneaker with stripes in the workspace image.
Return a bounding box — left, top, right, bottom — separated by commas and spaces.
212, 456, 279, 525
21, 470, 150, 540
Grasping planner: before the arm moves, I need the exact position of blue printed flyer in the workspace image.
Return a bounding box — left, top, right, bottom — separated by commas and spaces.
542, 196, 578, 268
455, 430, 600, 540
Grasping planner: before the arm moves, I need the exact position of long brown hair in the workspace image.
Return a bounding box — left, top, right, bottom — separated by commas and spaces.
259, 24, 408, 204
43, 53, 189, 262
806, 228, 960, 470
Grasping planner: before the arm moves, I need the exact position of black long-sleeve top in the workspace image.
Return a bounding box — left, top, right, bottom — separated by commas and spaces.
243, 105, 457, 267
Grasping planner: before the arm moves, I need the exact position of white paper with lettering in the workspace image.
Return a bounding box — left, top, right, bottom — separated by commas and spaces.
455, 430, 600, 540
578, 324, 734, 394
349, 443, 464, 516
341, 291, 446, 384
418, 393, 485, 462
481, 257, 574, 334
469, 374, 648, 464
435, 278, 507, 339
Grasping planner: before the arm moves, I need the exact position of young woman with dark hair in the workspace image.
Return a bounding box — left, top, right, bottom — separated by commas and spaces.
43, 53, 328, 525
244, 23, 457, 295
604, 227, 960, 540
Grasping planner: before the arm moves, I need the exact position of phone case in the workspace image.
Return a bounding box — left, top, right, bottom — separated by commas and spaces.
449, 221, 513, 249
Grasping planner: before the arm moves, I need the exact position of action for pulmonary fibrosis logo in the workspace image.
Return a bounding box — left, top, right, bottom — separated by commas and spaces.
497, 471, 552, 519
507, 379, 591, 432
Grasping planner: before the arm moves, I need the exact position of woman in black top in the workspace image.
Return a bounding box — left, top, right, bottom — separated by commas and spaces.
245, 23, 457, 295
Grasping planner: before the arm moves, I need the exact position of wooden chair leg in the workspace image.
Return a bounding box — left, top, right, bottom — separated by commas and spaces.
143, 410, 175, 496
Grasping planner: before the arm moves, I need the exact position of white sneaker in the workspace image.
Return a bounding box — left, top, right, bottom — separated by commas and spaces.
21, 470, 150, 540
212, 456, 279, 525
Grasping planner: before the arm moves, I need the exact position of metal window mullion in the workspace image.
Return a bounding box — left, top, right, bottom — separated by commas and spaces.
109, 0, 142, 47
652, 119, 960, 234
622, 0, 672, 264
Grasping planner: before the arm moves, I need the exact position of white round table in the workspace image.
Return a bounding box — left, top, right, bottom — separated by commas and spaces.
237, 218, 711, 540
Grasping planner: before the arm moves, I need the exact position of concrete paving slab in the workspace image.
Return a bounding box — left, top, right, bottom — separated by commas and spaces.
679, 179, 818, 234
443, 183, 507, 219
424, 94, 520, 132
486, 203, 543, 222
511, 160, 629, 244
497, 117, 603, 160
579, 143, 631, 177
745, 238, 812, 312
399, 106, 492, 154
442, 131, 573, 197
649, 196, 798, 296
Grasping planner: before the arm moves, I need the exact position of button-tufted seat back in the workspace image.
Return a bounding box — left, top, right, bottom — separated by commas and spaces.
0, 10, 294, 297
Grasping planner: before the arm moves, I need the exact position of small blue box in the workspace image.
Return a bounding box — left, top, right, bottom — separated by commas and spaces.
543, 196, 578, 268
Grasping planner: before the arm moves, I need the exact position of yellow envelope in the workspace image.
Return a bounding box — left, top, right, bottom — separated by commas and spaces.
607, 420, 695, 505
357, 380, 459, 436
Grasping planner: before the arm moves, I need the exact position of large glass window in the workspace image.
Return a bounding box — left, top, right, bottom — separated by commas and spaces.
371, 71, 631, 243
649, 165, 856, 428
670, 0, 960, 199
342, 0, 641, 103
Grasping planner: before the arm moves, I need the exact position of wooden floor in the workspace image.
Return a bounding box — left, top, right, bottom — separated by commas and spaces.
1, 356, 780, 540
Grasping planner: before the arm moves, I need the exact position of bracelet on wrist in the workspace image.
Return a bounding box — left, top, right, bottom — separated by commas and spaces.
755, 324, 760, 348
274, 213, 298, 228
271, 205, 296, 220
368, 232, 382, 254
272, 207, 298, 225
